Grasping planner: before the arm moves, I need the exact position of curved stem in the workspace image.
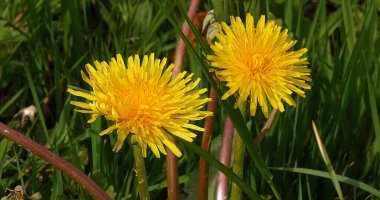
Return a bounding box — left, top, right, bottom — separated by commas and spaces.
0, 122, 111, 200
198, 86, 218, 200
131, 136, 150, 200
166, 0, 201, 200
216, 116, 234, 200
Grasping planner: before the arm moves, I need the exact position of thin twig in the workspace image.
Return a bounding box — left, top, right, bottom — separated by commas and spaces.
0, 122, 111, 200
254, 109, 277, 146
216, 117, 234, 200
166, 0, 201, 200
198, 86, 218, 200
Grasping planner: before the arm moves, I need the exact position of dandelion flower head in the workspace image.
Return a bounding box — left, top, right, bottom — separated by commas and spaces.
207, 13, 311, 117
68, 54, 212, 157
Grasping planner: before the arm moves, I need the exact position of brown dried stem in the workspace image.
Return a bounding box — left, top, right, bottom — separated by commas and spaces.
0, 122, 111, 200
198, 86, 218, 200
166, 0, 201, 200
254, 109, 278, 146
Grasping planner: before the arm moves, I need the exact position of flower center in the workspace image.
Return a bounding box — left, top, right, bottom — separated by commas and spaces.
251, 54, 266, 69
247, 54, 268, 78
108, 78, 166, 128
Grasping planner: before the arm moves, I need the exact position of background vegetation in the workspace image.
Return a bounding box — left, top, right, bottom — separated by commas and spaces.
0, 0, 379, 199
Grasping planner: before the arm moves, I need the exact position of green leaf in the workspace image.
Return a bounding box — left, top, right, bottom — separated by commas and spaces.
51, 169, 64, 200
0, 139, 11, 170
148, 175, 189, 191
271, 167, 380, 198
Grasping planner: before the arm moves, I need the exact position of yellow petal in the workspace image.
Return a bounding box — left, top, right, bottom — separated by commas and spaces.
67, 88, 96, 101
162, 137, 182, 157
99, 124, 118, 136
70, 101, 92, 109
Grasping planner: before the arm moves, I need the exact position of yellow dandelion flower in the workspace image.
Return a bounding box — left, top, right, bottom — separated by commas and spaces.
68, 54, 212, 158
207, 13, 311, 117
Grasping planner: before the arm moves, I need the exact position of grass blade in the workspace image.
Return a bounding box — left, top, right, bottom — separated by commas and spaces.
297, 174, 302, 200
284, 0, 293, 30
365, 62, 380, 154
0, 87, 26, 116
305, 0, 324, 48
271, 167, 380, 198
316, 8, 342, 41
22, 65, 50, 145
341, 0, 355, 53
340, 0, 377, 109
312, 121, 344, 200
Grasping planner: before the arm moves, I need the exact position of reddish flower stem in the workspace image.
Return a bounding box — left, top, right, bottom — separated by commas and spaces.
0, 122, 111, 200
166, 147, 179, 200
166, 1, 201, 200
172, 0, 201, 77
216, 117, 234, 200
198, 86, 218, 200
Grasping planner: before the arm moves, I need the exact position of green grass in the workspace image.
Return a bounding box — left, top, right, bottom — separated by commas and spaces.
1, 0, 379, 199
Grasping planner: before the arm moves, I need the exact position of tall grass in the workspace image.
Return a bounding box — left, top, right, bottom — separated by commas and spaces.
0, 0, 379, 199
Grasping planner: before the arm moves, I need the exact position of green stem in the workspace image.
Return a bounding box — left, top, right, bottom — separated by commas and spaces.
231, 131, 245, 200
131, 136, 150, 200
231, 104, 246, 200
